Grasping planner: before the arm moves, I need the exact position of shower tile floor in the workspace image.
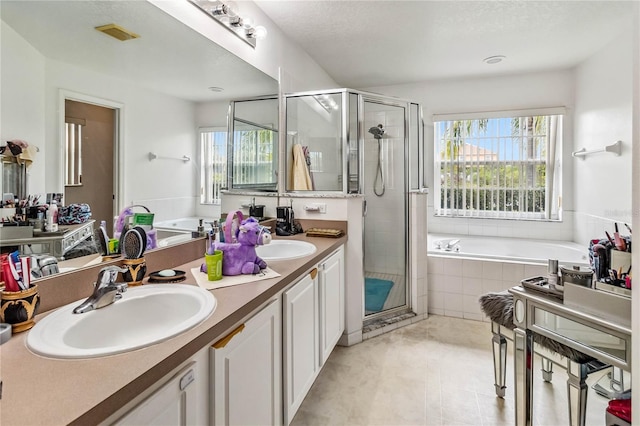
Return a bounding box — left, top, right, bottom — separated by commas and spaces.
365, 272, 405, 315
291, 315, 611, 426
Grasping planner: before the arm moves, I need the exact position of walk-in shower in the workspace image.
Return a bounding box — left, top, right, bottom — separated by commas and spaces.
284, 89, 422, 321
362, 100, 407, 317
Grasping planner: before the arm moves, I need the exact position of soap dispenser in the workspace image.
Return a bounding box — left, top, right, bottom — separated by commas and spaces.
194, 219, 205, 238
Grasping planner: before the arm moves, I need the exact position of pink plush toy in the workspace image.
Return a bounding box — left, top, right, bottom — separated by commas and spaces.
214, 217, 271, 275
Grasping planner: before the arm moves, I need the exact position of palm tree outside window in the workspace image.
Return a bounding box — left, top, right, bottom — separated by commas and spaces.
434, 110, 563, 220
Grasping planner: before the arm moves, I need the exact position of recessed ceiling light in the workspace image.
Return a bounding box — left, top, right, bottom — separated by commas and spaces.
483, 55, 506, 65
208, 86, 224, 92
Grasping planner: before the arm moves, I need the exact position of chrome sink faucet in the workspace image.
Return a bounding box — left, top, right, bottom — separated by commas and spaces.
73, 266, 128, 314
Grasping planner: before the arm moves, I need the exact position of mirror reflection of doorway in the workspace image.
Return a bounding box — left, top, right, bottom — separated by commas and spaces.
64, 100, 116, 235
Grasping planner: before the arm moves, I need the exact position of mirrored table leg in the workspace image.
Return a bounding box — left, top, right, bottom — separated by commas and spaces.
566, 360, 588, 426
491, 322, 508, 398
514, 327, 533, 426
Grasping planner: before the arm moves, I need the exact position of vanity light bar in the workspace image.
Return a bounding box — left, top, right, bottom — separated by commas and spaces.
188, 0, 267, 48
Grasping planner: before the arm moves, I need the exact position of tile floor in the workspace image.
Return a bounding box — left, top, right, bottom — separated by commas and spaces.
292, 315, 612, 425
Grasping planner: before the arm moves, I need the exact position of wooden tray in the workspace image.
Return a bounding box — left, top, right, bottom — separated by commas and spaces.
521, 276, 564, 299
306, 228, 343, 238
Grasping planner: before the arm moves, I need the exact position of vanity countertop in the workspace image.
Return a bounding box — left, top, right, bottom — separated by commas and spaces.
0, 233, 347, 425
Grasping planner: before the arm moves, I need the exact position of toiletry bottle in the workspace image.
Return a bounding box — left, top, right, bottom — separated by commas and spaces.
548, 259, 559, 289
46, 200, 59, 232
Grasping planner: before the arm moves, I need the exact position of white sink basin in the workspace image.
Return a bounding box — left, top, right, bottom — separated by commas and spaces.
256, 240, 317, 261
27, 284, 216, 359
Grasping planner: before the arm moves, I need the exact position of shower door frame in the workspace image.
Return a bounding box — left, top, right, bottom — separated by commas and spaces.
280, 88, 421, 322
359, 93, 411, 319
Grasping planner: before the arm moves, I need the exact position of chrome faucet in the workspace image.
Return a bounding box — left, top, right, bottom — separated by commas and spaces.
444, 239, 460, 251
73, 266, 128, 314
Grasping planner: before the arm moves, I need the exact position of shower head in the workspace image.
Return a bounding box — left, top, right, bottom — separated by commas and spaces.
368, 124, 385, 140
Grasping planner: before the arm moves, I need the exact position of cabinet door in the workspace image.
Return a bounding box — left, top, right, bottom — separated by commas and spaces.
319, 247, 344, 365
283, 270, 319, 425
211, 298, 282, 426
114, 357, 205, 426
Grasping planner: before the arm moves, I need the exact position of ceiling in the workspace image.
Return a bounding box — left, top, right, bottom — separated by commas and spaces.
2, 1, 634, 100
0, 1, 277, 102
255, 0, 635, 88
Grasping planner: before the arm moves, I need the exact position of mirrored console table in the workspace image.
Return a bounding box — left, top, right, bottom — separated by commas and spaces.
509, 285, 632, 426
0, 220, 95, 259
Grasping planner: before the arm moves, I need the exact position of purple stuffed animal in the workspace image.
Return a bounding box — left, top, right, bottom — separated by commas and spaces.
214, 217, 271, 275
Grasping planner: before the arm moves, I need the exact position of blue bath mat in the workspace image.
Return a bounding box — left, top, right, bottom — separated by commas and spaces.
365, 278, 394, 312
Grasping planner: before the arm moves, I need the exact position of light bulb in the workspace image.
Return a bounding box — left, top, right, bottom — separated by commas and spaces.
242, 17, 254, 30
225, 1, 238, 18
253, 25, 267, 39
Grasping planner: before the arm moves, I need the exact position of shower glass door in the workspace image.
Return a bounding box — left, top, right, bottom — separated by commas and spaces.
362, 99, 408, 317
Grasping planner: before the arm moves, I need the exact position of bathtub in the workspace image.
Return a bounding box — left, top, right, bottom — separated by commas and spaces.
428, 234, 589, 266
154, 217, 217, 233
426, 234, 590, 321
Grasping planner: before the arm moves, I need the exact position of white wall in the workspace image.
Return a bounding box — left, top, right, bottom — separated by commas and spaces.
149, 0, 338, 92
3, 0, 339, 223
0, 21, 46, 194
1, 20, 198, 221
572, 27, 634, 245
365, 70, 576, 241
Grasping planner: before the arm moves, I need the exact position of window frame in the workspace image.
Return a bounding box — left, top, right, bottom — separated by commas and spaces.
199, 126, 227, 205
433, 108, 564, 221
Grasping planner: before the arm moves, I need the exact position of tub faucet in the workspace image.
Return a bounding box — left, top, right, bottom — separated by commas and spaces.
73, 266, 128, 314
444, 239, 460, 251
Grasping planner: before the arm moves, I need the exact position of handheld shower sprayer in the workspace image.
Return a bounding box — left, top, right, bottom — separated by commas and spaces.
368, 124, 385, 140
367, 124, 386, 196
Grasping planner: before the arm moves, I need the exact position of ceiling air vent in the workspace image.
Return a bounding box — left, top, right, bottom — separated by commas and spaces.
95, 24, 140, 41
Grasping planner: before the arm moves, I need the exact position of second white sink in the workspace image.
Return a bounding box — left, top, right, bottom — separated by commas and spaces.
256, 240, 317, 261
27, 284, 216, 359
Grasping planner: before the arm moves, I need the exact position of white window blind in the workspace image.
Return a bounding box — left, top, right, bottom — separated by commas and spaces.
232, 126, 276, 188
433, 111, 563, 220
200, 128, 227, 204
65, 117, 85, 186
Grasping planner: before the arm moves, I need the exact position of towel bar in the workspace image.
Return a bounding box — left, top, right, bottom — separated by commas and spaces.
572, 141, 621, 159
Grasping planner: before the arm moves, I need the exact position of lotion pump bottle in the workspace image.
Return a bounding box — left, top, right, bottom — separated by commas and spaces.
46, 200, 59, 232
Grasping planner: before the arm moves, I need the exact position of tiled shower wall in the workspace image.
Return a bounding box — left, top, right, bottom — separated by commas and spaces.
427, 255, 547, 321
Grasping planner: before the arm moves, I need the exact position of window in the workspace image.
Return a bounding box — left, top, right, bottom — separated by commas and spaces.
65, 117, 85, 186
232, 124, 277, 189
200, 127, 227, 204
434, 110, 562, 220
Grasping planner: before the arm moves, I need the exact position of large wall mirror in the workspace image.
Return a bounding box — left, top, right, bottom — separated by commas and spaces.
0, 0, 278, 277
229, 97, 279, 191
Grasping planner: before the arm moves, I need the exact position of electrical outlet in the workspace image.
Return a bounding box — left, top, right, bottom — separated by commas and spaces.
303, 203, 327, 213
